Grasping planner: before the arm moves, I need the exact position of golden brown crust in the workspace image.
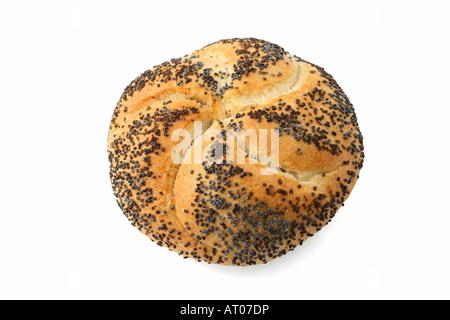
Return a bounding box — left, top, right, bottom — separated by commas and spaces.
108, 38, 364, 266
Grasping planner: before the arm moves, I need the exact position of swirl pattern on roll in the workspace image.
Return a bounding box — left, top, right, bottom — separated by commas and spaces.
108, 38, 364, 266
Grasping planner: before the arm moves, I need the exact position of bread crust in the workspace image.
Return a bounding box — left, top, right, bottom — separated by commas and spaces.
108, 38, 364, 265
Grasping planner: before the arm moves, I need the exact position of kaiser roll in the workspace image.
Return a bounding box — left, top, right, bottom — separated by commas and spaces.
108, 38, 364, 266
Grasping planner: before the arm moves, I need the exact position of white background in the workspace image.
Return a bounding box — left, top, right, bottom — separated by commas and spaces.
1, 0, 449, 300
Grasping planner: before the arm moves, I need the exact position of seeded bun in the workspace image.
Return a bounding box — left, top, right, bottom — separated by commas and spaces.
108, 38, 364, 266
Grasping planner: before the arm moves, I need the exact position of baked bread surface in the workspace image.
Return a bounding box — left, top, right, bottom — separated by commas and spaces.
108, 38, 364, 265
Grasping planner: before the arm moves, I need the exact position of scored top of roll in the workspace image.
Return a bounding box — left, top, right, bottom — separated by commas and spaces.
108, 38, 364, 266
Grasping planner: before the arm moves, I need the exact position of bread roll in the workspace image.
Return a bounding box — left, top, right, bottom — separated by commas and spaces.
108, 38, 364, 266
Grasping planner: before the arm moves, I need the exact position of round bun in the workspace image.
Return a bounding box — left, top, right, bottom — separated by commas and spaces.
108, 38, 364, 266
